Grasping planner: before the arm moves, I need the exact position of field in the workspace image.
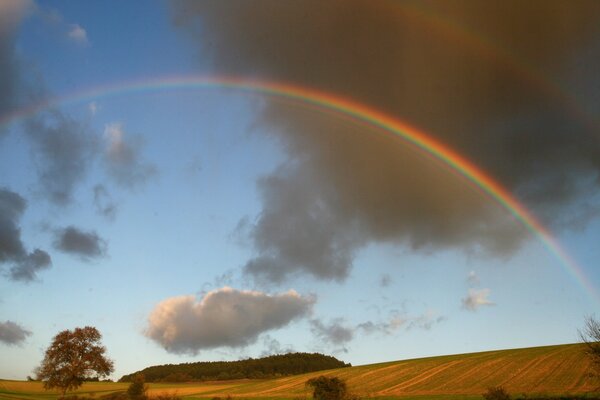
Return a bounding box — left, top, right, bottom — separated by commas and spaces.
1, 343, 597, 400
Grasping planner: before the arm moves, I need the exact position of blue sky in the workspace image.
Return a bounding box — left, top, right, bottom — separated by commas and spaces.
1, 0, 600, 381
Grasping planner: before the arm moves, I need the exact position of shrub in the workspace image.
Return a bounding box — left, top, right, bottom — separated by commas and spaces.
306, 376, 348, 400
127, 374, 148, 400
483, 386, 511, 400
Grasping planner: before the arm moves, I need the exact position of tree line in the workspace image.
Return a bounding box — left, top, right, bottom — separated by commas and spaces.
119, 352, 351, 382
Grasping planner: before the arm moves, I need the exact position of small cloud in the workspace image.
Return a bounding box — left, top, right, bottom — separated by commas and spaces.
24, 111, 99, 207
462, 288, 495, 311
93, 184, 117, 220
67, 23, 89, 45
9, 249, 51, 282
467, 270, 480, 286
104, 123, 157, 189
146, 287, 314, 355
310, 318, 354, 347
379, 273, 392, 287
358, 310, 444, 335
53, 226, 107, 260
0, 188, 52, 282
88, 101, 98, 116
260, 334, 294, 357
0, 320, 32, 346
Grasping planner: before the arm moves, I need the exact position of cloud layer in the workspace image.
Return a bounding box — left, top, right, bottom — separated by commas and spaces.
172, 1, 600, 283
146, 287, 314, 354
0, 320, 31, 346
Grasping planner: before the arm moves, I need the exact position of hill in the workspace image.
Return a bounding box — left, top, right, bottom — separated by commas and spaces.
119, 352, 351, 382
1, 343, 596, 399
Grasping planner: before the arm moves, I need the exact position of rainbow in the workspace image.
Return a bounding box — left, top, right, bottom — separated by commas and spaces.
1, 75, 597, 303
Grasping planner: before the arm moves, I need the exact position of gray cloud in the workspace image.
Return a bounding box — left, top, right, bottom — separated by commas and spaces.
9, 248, 51, 282
260, 334, 294, 357
93, 184, 117, 220
310, 318, 354, 347
146, 287, 314, 354
0, 188, 52, 282
467, 270, 480, 286
0, 0, 33, 132
173, 1, 600, 283
358, 310, 444, 335
104, 123, 157, 188
0, 320, 32, 346
461, 288, 494, 311
24, 111, 99, 206
53, 226, 107, 260
379, 274, 392, 288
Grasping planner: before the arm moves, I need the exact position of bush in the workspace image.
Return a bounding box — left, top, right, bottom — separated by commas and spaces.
127, 374, 148, 400
483, 386, 511, 400
306, 376, 349, 400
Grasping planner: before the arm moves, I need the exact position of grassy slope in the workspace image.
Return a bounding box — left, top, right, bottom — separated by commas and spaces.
1, 343, 596, 399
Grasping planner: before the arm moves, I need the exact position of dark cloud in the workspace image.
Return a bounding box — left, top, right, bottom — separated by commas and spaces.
145, 287, 314, 354
93, 184, 117, 220
0, 320, 32, 346
173, 0, 600, 283
0, 188, 52, 282
53, 226, 107, 260
24, 111, 99, 206
104, 123, 157, 188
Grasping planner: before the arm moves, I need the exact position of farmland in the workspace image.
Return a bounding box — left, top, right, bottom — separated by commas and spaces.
0, 343, 596, 400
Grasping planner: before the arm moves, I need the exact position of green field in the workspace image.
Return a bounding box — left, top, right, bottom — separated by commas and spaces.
1, 343, 596, 400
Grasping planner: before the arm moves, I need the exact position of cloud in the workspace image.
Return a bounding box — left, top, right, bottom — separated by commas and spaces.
379, 273, 392, 288
146, 287, 314, 354
104, 123, 157, 188
310, 318, 354, 347
260, 334, 294, 357
67, 23, 89, 45
0, 188, 52, 282
88, 101, 98, 116
0, 0, 33, 131
93, 184, 117, 220
9, 249, 51, 282
53, 226, 107, 260
173, 1, 600, 283
462, 288, 495, 311
467, 270, 480, 286
24, 111, 99, 206
358, 309, 444, 335
0, 320, 31, 346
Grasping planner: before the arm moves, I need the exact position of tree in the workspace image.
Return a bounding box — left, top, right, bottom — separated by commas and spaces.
306, 376, 348, 400
36, 326, 114, 398
580, 315, 600, 377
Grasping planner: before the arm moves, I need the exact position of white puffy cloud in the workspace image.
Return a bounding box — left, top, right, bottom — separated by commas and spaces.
146, 287, 314, 354
462, 288, 495, 311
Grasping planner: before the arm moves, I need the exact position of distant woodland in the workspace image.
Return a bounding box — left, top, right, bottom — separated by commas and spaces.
119, 353, 351, 382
